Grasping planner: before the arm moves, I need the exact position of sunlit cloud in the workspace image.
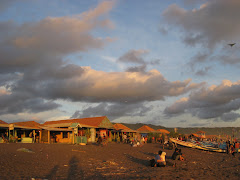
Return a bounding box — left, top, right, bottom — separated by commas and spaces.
164, 80, 240, 122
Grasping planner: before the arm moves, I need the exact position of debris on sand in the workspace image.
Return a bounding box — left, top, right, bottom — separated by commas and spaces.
71, 149, 86, 153
17, 148, 34, 153
107, 160, 118, 166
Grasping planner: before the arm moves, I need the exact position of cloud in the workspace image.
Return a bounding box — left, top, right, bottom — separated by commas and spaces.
195, 66, 211, 76
0, 1, 207, 123
71, 102, 151, 120
216, 54, 240, 66
9, 3, 114, 54
163, 0, 240, 49
163, 0, 240, 74
0, 1, 116, 115
164, 80, 240, 122
0, 94, 60, 115
188, 122, 209, 127
125, 65, 147, 72
42, 68, 204, 103
118, 49, 149, 65
215, 112, 240, 122
0, 1, 116, 75
117, 49, 162, 72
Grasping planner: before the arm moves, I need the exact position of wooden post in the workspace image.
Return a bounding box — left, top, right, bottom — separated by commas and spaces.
39, 130, 42, 143
48, 130, 50, 144
9, 129, 10, 142
61, 132, 63, 139
72, 130, 75, 144
33, 130, 36, 143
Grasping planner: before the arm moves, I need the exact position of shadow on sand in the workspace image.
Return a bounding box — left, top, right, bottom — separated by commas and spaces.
141, 151, 156, 157
67, 156, 83, 180
45, 165, 59, 179
125, 154, 150, 167
36, 156, 84, 180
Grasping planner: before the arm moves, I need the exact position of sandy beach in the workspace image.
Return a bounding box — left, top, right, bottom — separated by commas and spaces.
0, 142, 239, 180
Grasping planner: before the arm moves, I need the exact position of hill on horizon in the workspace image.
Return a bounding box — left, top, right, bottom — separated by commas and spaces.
114, 122, 240, 138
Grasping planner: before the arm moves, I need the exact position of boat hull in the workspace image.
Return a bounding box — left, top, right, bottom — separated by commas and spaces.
170, 138, 226, 153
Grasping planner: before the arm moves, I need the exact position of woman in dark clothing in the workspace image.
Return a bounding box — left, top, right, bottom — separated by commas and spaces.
172, 148, 182, 160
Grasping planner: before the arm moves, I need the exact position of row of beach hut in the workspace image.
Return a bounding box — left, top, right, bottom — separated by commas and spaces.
0, 116, 170, 144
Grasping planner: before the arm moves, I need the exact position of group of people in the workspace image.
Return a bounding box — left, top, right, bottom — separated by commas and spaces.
226, 140, 239, 156
150, 147, 184, 167
97, 134, 108, 146
1, 132, 9, 143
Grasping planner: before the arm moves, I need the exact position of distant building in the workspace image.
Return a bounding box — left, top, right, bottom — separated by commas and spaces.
196, 131, 206, 138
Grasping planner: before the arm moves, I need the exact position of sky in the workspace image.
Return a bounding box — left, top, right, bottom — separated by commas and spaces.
0, 0, 240, 127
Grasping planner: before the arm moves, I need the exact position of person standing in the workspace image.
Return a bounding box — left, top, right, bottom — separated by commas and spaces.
234, 141, 239, 153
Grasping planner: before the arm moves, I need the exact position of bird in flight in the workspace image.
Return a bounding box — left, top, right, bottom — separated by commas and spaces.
228, 43, 236, 47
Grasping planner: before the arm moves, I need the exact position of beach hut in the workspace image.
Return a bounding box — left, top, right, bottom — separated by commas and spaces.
39, 125, 74, 144
0, 120, 8, 143
12, 121, 74, 144
12, 121, 41, 143
43, 116, 114, 143
113, 123, 137, 142
196, 131, 206, 138
137, 125, 156, 134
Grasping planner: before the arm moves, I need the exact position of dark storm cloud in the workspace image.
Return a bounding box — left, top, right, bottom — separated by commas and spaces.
71, 102, 151, 120
0, 1, 204, 117
163, 0, 240, 49
164, 80, 240, 122
0, 1, 115, 115
214, 112, 240, 122
188, 122, 209, 127
0, 94, 60, 115
163, 0, 240, 72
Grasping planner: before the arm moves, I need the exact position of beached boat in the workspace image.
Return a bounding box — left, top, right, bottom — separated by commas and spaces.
170, 138, 226, 153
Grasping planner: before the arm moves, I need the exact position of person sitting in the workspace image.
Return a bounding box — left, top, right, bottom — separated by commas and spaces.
150, 150, 166, 167
172, 148, 183, 161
